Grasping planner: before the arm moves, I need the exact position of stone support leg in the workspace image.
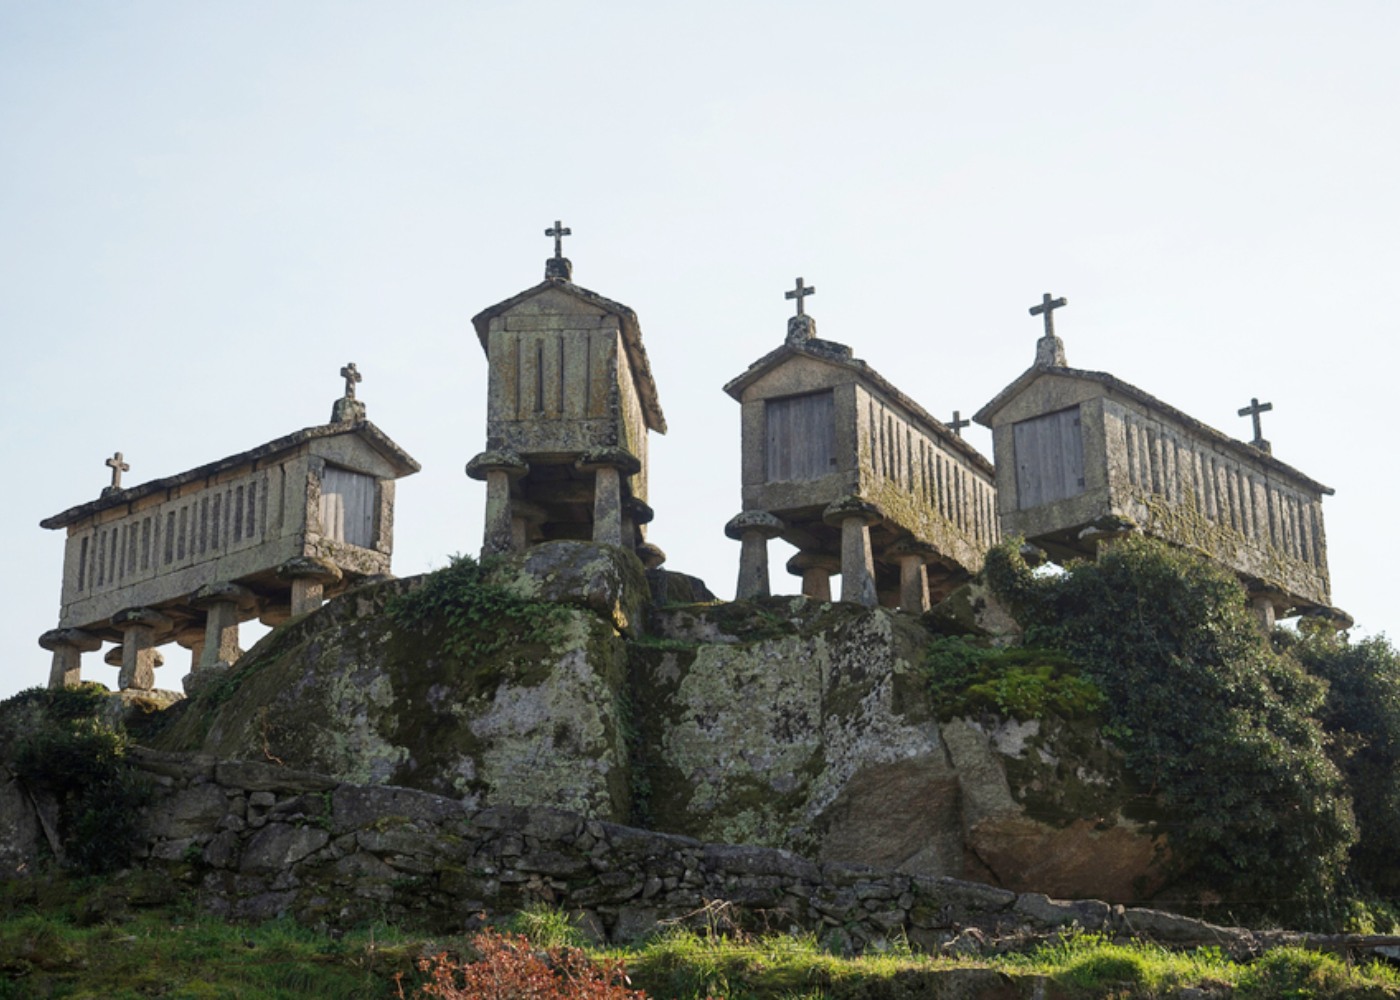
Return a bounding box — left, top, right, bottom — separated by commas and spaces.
591, 465, 623, 546
200, 600, 243, 669
736, 531, 772, 599
898, 555, 931, 614
802, 566, 833, 602
291, 578, 325, 617
839, 517, 878, 607
1251, 594, 1277, 631
40, 629, 101, 690
483, 469, 517, 555
117, 624, 159, 691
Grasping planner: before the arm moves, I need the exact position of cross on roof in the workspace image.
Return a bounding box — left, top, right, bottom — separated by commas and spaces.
1029, 292, 1068, 338
1238, 396, 1273, 444
785, 277, 815, 316
545, 220, 571, 258
105, 451, 130, 491
948, 411, 970, 437
340, 362, 362, 399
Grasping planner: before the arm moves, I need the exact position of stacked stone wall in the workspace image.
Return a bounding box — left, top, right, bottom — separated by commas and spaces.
114, 748, 1254, 953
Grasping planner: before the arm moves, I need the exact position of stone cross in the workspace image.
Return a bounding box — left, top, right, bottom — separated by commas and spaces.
340, 362, 362, 399
786, 277, 815, 317
105, 452, 130, 491
1238, 397, 1273, 444
546, 220, 571, 258
947, 411, 970, 437
1029, 292, 1068, 338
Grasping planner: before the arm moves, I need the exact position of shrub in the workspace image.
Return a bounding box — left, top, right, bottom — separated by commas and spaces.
924, 638, 1103, 720
5, 685, 151, 874
984, 537, 1355, 911
1288, 628, 1400, 896
387, 554, 569, 662
396, 930, 648, 999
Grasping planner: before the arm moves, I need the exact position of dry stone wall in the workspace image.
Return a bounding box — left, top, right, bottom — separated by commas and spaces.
125, 747, 1250, 954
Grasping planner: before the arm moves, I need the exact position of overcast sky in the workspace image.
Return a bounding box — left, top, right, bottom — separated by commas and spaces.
3, 1, 1397, 699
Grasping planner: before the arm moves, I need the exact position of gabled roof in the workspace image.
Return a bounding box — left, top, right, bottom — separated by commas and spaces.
471, 277, 667, 434
41, 420, 420, 530
724, 340, 995, 476
974, 364, 1332, 495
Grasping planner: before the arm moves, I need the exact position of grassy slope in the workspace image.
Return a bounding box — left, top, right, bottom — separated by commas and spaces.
3, 897, 1400, 999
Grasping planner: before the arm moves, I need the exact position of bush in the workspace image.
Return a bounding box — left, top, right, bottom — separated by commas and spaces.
1288, 628, 1400, 896
387, 554, 569, 661
924, 638, 1103, 720
984, 537, 1355, 911
4, 685, 151, 874
397, 930, 648, 999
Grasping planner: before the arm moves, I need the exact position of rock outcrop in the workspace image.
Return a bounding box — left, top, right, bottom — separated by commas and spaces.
142, 541, 1167, 902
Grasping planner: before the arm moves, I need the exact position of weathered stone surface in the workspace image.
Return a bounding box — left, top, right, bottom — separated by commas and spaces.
147, 783, 229, 840
152, 570, 633, 822
240, 823, 331, 874
495, 540, 651, 637
0, 775, 43, 873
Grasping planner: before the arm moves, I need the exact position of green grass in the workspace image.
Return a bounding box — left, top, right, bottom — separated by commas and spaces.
4, 905, 1400, 999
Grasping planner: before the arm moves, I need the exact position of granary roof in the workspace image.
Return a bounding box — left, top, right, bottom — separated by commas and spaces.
40, 420, 421, 530
724, 340, 996, 477
471, 277, 667, 434
973, 364, 1333, 495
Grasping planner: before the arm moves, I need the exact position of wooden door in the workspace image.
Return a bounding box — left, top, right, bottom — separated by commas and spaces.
1013, 407, 1085, 509
320, 467, 377, 548
765, 391, 837, 482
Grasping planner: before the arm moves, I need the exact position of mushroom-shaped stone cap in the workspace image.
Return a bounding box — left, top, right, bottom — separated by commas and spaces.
576, 447, 642, 475
724, 510, 786, 541
105, 646, 165, 668
635, 541, 667, 570
821, 496, 883, 527
38, 628, 102, 653
276, 555, 344, 584
465, 449, 529, 481
623, 497, 655, 525
886, 537, 938, 562
786, 551, 841, 576
190, 582, 257, 610
111, 607, 173, 631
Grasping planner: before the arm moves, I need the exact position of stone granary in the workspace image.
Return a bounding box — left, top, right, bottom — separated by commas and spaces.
467, 223, 667, 565
723, 280, 998, 611
975, 295, 1343, 627
38, 366, 420, 693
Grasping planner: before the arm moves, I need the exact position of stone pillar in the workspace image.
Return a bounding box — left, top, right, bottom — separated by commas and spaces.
623, 498, 656, 552
724, 511, 786, 599
38, 628, 101, 690
1249, 591, 1282, 631
509, 500, 548, 551
192, 583, 256, 669
576, 448, 642, 548
823, 497, 883, 608
466, 450, 529, 556
173, 624, 206, 672
111, 608, 172, 691
787, 552, 840, 602
276, 556, 344, 617
888, 539, 936, 613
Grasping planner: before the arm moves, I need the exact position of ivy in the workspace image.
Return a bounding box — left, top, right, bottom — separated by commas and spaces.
984, 536, 1355, 911
387, 554, 570, 662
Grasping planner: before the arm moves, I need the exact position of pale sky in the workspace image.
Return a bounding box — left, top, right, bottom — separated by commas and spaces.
3, 1, 1397, 700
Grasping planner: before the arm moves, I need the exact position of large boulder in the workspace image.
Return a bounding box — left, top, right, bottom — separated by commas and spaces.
153, 550, 635, 820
